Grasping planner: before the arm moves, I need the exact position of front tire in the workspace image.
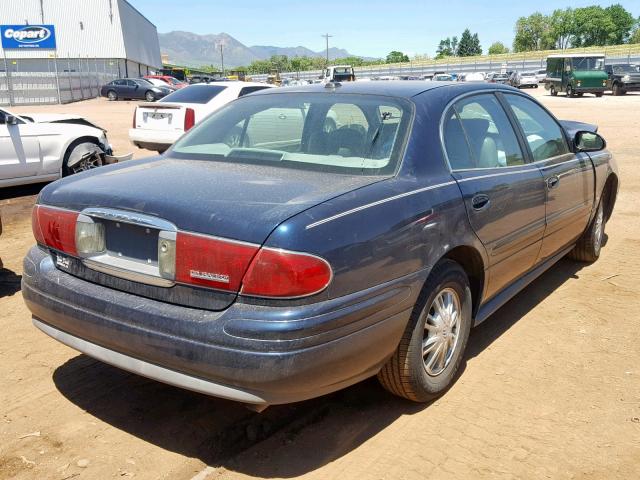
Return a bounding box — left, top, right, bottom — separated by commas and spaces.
550, 85, 558, 96
612, 83, 623, 96
569, 201, 604, 263
377, 260, 472, 402
566, 84, 575, 97
62, 141, 104, 176
145, 90, 156, 102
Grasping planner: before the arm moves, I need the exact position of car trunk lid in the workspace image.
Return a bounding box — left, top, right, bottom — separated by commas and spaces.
38, 157, 383, 310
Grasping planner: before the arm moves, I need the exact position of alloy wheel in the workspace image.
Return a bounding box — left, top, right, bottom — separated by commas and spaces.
594, 206, 604, 254
69, 151, 102, 174
422, 287, 461, 377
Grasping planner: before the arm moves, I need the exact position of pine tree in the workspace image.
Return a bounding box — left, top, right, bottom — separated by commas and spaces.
457, 29, 481, 56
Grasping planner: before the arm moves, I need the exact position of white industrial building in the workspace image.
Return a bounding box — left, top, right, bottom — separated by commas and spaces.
0, 0, 162, 105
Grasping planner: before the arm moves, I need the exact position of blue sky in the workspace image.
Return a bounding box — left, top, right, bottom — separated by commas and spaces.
129, 0, 640, 57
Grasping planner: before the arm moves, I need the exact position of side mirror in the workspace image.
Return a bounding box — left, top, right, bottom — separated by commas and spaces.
575, 131, 606, 152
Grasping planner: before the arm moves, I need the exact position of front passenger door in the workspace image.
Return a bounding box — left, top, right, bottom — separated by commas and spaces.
501, 93, 594, 262
443, 93, 547, 299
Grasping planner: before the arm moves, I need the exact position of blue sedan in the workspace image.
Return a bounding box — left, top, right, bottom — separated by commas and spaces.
23, 81, 618, 409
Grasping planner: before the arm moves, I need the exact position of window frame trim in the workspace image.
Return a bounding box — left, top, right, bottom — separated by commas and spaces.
439, 90, 531, 173
440, 89, 576, 174
497, 90, 573, 163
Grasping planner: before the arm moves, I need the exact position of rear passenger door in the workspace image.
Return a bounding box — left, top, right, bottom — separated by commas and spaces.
501, 93, 594, 261
443, 93, 546, 299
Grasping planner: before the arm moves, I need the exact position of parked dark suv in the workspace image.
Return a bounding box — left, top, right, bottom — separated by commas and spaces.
605, 64, 640, 95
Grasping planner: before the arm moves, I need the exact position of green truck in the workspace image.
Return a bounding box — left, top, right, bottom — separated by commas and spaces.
545, 53, 608, 98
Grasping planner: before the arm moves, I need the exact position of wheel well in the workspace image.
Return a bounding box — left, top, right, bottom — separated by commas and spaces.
442, 246, 485, 316
601, 174, 618, 222
62, 136, 101, 176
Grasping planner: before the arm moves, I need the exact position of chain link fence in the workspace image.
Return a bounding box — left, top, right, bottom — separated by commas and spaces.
251, 45, 640, 82
0, 58, 129, 106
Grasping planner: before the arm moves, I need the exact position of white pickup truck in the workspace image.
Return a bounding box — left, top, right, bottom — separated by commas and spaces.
321, 65, 356, 84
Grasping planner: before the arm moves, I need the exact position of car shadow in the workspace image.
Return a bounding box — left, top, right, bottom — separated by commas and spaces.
0, 181, 48, 201
0, 267, 22, 298
51, 257, 585, 476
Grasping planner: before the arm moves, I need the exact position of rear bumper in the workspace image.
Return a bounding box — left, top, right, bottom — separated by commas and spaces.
22, 246, 417, 406
129, 128, 182, 151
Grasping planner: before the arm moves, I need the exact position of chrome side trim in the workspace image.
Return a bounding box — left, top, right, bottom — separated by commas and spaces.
32, 318, 268, 405
305, 181, 456, 230
456, 168, 540, 182
538, 157, 582, 170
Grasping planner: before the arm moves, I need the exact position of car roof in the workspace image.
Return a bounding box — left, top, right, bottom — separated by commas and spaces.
250, 80, 518, 99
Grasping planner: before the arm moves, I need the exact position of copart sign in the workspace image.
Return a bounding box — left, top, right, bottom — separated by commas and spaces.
1, 25, 56, 49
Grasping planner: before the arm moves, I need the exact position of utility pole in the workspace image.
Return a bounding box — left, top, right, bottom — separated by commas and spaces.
321, 33, 333, 66
220, 44, 224, 76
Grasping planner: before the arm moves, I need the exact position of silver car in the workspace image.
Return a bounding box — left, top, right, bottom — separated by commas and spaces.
511, 71, 539, 89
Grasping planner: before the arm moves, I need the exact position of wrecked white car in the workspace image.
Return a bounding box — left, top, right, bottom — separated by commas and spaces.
0, 108, 131, 188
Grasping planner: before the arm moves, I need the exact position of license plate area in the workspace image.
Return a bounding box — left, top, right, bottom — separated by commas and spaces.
103, 220, 159, 266
143, 111, 173, 124
79, 208, 177, 287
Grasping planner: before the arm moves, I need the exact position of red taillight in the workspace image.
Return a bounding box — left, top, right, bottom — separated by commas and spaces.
184, 108, 195, 131
173, 232, 332, 298
175, 232, 259, 291
32, 205, 79, 256
241, 248, 332, 298
132, 106, 137, 129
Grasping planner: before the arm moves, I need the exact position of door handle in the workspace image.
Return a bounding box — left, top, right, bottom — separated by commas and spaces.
547, 176, 560, 189
471, 194, 490, 210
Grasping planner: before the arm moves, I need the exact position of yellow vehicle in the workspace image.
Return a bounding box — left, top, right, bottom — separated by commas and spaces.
266, 69, 281, 86
227, 70, 251, 81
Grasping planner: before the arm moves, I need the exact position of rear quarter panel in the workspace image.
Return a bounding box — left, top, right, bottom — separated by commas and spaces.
262, 91, 488, 303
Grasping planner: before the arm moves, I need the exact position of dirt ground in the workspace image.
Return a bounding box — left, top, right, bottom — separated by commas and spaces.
1, 88, 639, 480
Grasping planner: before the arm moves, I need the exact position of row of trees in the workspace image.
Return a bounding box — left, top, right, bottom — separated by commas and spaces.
436, 29, 482, 59
513, 4, 639, 52
226, 51, 416, 75
215, 3, 640, 75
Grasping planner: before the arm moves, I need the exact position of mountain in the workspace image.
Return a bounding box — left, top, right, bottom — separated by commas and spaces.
158, 31, 366, 68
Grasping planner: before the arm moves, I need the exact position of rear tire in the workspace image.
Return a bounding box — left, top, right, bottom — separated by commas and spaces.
550, 85, 558, 96
107, 90, 118, 101
595, 92, 603, 98
569, 201, 604, 263
377, 260, 472, 402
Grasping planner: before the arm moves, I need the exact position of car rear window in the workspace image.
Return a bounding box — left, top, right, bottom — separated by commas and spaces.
170, 92, 413, 176
160, 85, 227, 104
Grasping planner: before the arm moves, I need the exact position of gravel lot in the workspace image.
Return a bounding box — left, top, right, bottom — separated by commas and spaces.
1, 88, 639, 480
